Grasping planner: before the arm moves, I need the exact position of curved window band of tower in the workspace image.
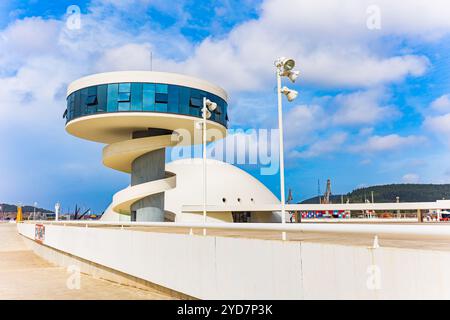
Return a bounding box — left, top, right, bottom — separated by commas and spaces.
64, 71, 229, 222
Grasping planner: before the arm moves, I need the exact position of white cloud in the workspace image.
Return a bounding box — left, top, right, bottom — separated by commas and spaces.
423, 113, 450, 144
376, 1, 450, 40
359, 127, 374, 136
332, 89, 400, 126
0, 56, 80, 122
19, 0, 442, 96
156, 0, 450, 92
427, 114, 450, 131
300, 53, 428, 88
402, 173, 420, 183
430, 94, 450, 114
350, 134, 426, 153
284, 104, 327, 149
227, 95, 277, 127
95, 44, 153, 72
0, 17, 60, 54
0, 17, 61, 74
291, 132, 348, 158
261, 0, 450, 41
423, 94, 450, 147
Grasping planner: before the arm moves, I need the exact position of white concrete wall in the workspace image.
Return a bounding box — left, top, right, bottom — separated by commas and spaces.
17, 223, 450, 299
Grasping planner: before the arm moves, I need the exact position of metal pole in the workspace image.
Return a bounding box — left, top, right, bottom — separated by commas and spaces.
202, 97, 207, 236
371, 191, 375, 219
150, 51, 153, 71
276, 70, 287, 241
396, 196, 400, 219
55, 202, 60, 222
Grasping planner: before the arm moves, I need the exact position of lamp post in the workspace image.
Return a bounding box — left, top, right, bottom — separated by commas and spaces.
274, 57, 299, 240
201, 97, 217, 236
55, 202, 60, 221
33, 202, 37, 221
396, 196, 400, 219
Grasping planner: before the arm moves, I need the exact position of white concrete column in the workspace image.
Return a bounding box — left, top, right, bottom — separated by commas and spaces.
130, 148, 166, 222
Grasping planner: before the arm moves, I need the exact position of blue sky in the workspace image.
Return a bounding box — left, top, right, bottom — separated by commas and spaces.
1, 0, 450, 213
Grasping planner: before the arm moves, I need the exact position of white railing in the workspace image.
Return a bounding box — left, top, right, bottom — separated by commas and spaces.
182, 201, 450, 212
23, 219, 450, 240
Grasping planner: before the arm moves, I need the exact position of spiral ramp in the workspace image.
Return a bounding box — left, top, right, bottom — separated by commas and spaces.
103, 134, 178, 216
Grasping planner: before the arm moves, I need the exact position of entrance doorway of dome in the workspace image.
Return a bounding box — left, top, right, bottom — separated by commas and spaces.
232, 212, 251, 223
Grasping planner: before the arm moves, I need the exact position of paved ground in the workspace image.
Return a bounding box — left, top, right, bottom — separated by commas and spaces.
95, 224, 450, 251
0, 223, 174, 300
25, 219, 450, 251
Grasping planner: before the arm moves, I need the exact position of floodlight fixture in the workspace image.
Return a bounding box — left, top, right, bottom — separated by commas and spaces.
275, 57, 296, 72
281, 86, 299, 102
201, 107, 212, 119
205, 99, 217, 112
287, 70, 300, 83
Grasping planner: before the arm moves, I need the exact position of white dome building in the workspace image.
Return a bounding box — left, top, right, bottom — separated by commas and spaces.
65, 71, 281, 223
101, 159, 281, 223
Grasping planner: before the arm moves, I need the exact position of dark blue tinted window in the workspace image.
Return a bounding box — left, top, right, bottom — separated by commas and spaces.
179, 86, 190, 114
68, 94, 74, 119
74, 91, 81, 117
119, 83, 131, 92
107, 84, 118, 112
131, 83, 143, 111
143, 83, 155, 111
67, 82, 228, 128
118, 92, 131, 102
80, 88, 89, 114
97, 85, 107, 112
155, 93, 168, 103
155, 89, 168, 111
190, 97, 202, 108
168, 86, 179, 113
155, 102, 167, 112
155, 84, 168, 94
86, 95, 97, 106
118, 102, 130, 111
88, 86, 97, 96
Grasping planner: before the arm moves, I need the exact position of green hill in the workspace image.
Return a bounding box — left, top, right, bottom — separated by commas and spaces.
301, 184, 450, 204
0, 203, 53, 213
